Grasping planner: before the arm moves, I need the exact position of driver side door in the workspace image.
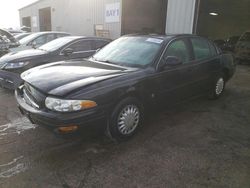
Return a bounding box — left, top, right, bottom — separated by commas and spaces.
152, 38, 197, 105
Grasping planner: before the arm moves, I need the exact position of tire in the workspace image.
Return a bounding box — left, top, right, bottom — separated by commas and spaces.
106, 97, 143, 142
209, 74, 226, 100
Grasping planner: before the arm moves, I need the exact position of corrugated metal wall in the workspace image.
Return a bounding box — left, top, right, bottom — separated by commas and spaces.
165, 0, 197, 34
19, 0, 122, 39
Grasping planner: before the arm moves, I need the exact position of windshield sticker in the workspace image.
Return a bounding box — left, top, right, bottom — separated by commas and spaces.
146, 38, 163, 44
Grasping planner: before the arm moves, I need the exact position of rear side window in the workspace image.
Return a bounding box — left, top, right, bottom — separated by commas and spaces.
191, 38, 212, 60
95, 40, 109, 50
164, 39, 190, 63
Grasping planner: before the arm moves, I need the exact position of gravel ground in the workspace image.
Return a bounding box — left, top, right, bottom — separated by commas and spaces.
0, 65, 250, 188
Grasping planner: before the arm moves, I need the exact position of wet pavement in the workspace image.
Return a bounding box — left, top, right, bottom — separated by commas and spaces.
0, 65, 250, 188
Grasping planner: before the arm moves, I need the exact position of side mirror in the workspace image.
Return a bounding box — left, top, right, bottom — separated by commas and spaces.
63, 48, 74, 56
165, 56, 183, 66
31, 41, 37, 49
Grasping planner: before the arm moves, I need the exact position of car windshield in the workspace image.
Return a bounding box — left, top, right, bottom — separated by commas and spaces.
92, 36, 163, 67
38, 37, 75, 51
239, 32, 250, 41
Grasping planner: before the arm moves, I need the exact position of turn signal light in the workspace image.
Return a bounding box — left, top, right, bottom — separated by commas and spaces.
81, 100, 97, 109
58, 125, 78, 133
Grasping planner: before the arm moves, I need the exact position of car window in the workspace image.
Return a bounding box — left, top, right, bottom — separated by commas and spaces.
208, 41, 217, 56
95, 40, 109, 50
31, 35, 47, 46
46, 34, 55, 43
164, 39, 190, 63
56, 33, 69, 38
191, 38, 211, 60
239, 32, 250, 42
68, 40, 93, 52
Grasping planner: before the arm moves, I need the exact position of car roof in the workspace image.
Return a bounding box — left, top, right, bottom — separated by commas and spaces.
59, 36, 112, 41
124, 33, 200, 41
29, 31, 70, 37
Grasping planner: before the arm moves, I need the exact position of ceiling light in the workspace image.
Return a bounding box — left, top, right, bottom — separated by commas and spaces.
209, 12, 218, 16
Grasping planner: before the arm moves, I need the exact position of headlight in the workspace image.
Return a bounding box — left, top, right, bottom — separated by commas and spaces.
45, 97, 97, 112
4, 61, 30, 69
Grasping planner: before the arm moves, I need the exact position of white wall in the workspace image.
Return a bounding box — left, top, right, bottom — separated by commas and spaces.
165, 0, 197, 34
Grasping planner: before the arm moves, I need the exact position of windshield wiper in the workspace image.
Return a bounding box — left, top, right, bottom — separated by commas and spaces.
91, 57, 116, 65
38, 48, 47, 52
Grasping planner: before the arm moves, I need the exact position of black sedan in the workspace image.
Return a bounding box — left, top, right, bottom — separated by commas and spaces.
15, 34, 236, 141
0, 36, 111, 89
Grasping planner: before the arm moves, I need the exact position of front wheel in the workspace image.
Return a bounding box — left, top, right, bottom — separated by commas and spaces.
209, 75, 225, 99
106, 97, 143, 142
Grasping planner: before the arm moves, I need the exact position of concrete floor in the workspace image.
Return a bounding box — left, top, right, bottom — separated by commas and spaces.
0, 65, 250, 188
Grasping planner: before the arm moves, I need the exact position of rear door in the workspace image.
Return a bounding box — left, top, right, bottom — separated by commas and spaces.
189, 37, 221, 94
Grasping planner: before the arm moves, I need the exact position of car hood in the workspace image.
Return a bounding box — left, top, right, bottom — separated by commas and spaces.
0, 49, 48, 62
21, 60, 132, 96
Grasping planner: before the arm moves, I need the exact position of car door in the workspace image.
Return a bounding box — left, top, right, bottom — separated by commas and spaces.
151, 38, 196, 105
65, 39, 96, 59
189, 37, 221, 94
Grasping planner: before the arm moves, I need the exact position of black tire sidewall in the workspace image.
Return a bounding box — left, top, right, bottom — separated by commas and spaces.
108, 97, 143, 141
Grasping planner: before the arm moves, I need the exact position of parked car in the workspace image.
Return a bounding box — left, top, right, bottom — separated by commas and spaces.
0, 29, 19, 57
0, 36, 9, 57
223, 36, 240, 52
235, 31, 250, 63
15, 34, 236, 141
0, 36, 111, 89
14, 33, 32, 41
0, 29, 19, 47
9, 31, 70, 52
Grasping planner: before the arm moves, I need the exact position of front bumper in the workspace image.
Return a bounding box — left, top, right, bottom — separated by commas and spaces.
15, 88, 107, 133
0, 69, 22, 89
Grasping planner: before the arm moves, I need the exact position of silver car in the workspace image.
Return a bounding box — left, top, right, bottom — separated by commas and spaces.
10, 31, 70, 52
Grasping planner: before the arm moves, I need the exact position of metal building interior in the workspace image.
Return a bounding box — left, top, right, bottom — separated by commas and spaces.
197, 0, 250, 40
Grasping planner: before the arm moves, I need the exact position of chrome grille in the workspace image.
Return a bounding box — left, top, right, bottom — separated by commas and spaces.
23, 88, 40, 109
22, 83, 46, 109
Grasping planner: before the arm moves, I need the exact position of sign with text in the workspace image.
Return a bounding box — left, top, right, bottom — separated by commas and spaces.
105, 2, 120, 23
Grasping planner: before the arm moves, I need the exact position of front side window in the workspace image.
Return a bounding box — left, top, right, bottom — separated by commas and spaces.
68, 40, 92, 52
95, 40, 110, 49
191, 38, 211, 60
164, 39, 190, 63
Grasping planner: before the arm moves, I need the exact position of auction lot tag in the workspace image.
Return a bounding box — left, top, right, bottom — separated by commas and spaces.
146, 38, 163, 44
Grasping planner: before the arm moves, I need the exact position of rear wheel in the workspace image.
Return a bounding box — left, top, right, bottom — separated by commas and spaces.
106, 97, 143, 141
209, 74, 225, 99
